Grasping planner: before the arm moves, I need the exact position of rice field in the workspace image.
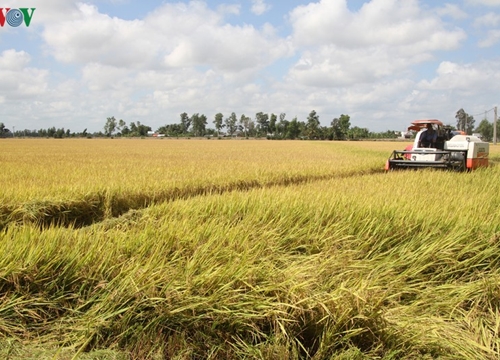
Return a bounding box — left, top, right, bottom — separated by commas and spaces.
0, 138, 387, 229
1, 138, 500, 359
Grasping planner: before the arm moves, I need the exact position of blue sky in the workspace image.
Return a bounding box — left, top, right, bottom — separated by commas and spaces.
1, 0, 500, 133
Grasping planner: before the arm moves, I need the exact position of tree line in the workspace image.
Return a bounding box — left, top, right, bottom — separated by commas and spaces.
104, 111, 397, 140
2, 108, 497, 140
0, 120, 152, 139
156, 111, 393, 140
0, 111, 395, 140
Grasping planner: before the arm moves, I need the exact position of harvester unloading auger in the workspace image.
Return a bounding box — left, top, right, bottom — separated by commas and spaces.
385, 119, 489, 171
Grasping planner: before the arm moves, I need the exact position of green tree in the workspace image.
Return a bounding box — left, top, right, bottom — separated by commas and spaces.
129, 121, 138, 135
287, 117, 301, 139
121, 125, 130, 136
338, 114, 351, 137
104, 116, 117, 137
269, 113, 277, 137
255, 112, 269, 136
117, 119, 126, 135
455, 108, 475, 135
137, 123, 152, 137
305, 110, 320, 139
455, 108, 466, 132
214, 113, 224, 136
331, 114, 351, 140
277, 113, 288, 139
0, 122, 6, 138
369, 130, 398, 139
475, 119, 493, 142
331, 118, 342, 140
127, 121, 151, 137
225, 112, 238, 136
157, 124, 183, 137
247, 118, 256, 137
180, 112, 191, 134
47, 127, 56, 137
348, 126, 369, 139
54, 128, 65, 139
191, 113, 207, 137
239, 114, 251, 137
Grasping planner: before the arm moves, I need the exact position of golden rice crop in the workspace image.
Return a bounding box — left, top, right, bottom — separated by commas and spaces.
0, 138, 396, 228
0, 138, 393, 203
1, 138, 500, 359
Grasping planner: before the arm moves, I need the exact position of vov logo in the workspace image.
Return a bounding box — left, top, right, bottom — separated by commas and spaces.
0, 8, 36, 27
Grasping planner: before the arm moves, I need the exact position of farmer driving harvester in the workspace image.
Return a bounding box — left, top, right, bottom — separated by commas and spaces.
418, 123, 437, 148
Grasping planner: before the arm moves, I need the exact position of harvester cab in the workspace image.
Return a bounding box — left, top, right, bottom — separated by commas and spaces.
385, 119, 489, 171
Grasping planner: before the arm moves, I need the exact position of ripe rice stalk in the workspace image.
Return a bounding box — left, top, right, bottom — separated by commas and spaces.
1, 140, 500, 357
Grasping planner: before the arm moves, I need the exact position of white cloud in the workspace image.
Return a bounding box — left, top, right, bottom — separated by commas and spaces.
472, 12, 500, 46
289, 0, 465, 49
251, 0, 271, 15
49, 101, 73, 111
41, 1, 290, 75
42, 3, 156, 67
478, 29, 500, 46
418, 61, 500, 108
217, 3, 241, 16
436, 3, 468, 20
466, 0, 500, 6
81, 63, 132, 92
0, 50, 48, 100
474, 12, 500, 27
287, 0, 466, 88
163, 22, 289, 72
287, 46, 424, 88
0, 49, 30, 70
153, 2, 289, 73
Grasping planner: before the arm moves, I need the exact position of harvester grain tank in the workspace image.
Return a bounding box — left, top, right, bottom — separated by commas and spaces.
385, 119, 489, 171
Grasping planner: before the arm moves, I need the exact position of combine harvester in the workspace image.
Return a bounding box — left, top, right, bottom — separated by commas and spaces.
385, 119, 489, 171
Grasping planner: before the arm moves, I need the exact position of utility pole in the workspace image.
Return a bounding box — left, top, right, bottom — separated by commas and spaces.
494, 106, 497, 145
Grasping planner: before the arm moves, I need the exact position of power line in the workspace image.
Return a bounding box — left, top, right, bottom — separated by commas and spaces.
470, 107, 496, 118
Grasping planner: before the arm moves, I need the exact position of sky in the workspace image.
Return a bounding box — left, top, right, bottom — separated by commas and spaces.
1, 0, 500, 133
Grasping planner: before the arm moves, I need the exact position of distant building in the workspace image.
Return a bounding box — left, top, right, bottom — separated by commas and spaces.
147, 131, 165, 138
400, 131, 412, 139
